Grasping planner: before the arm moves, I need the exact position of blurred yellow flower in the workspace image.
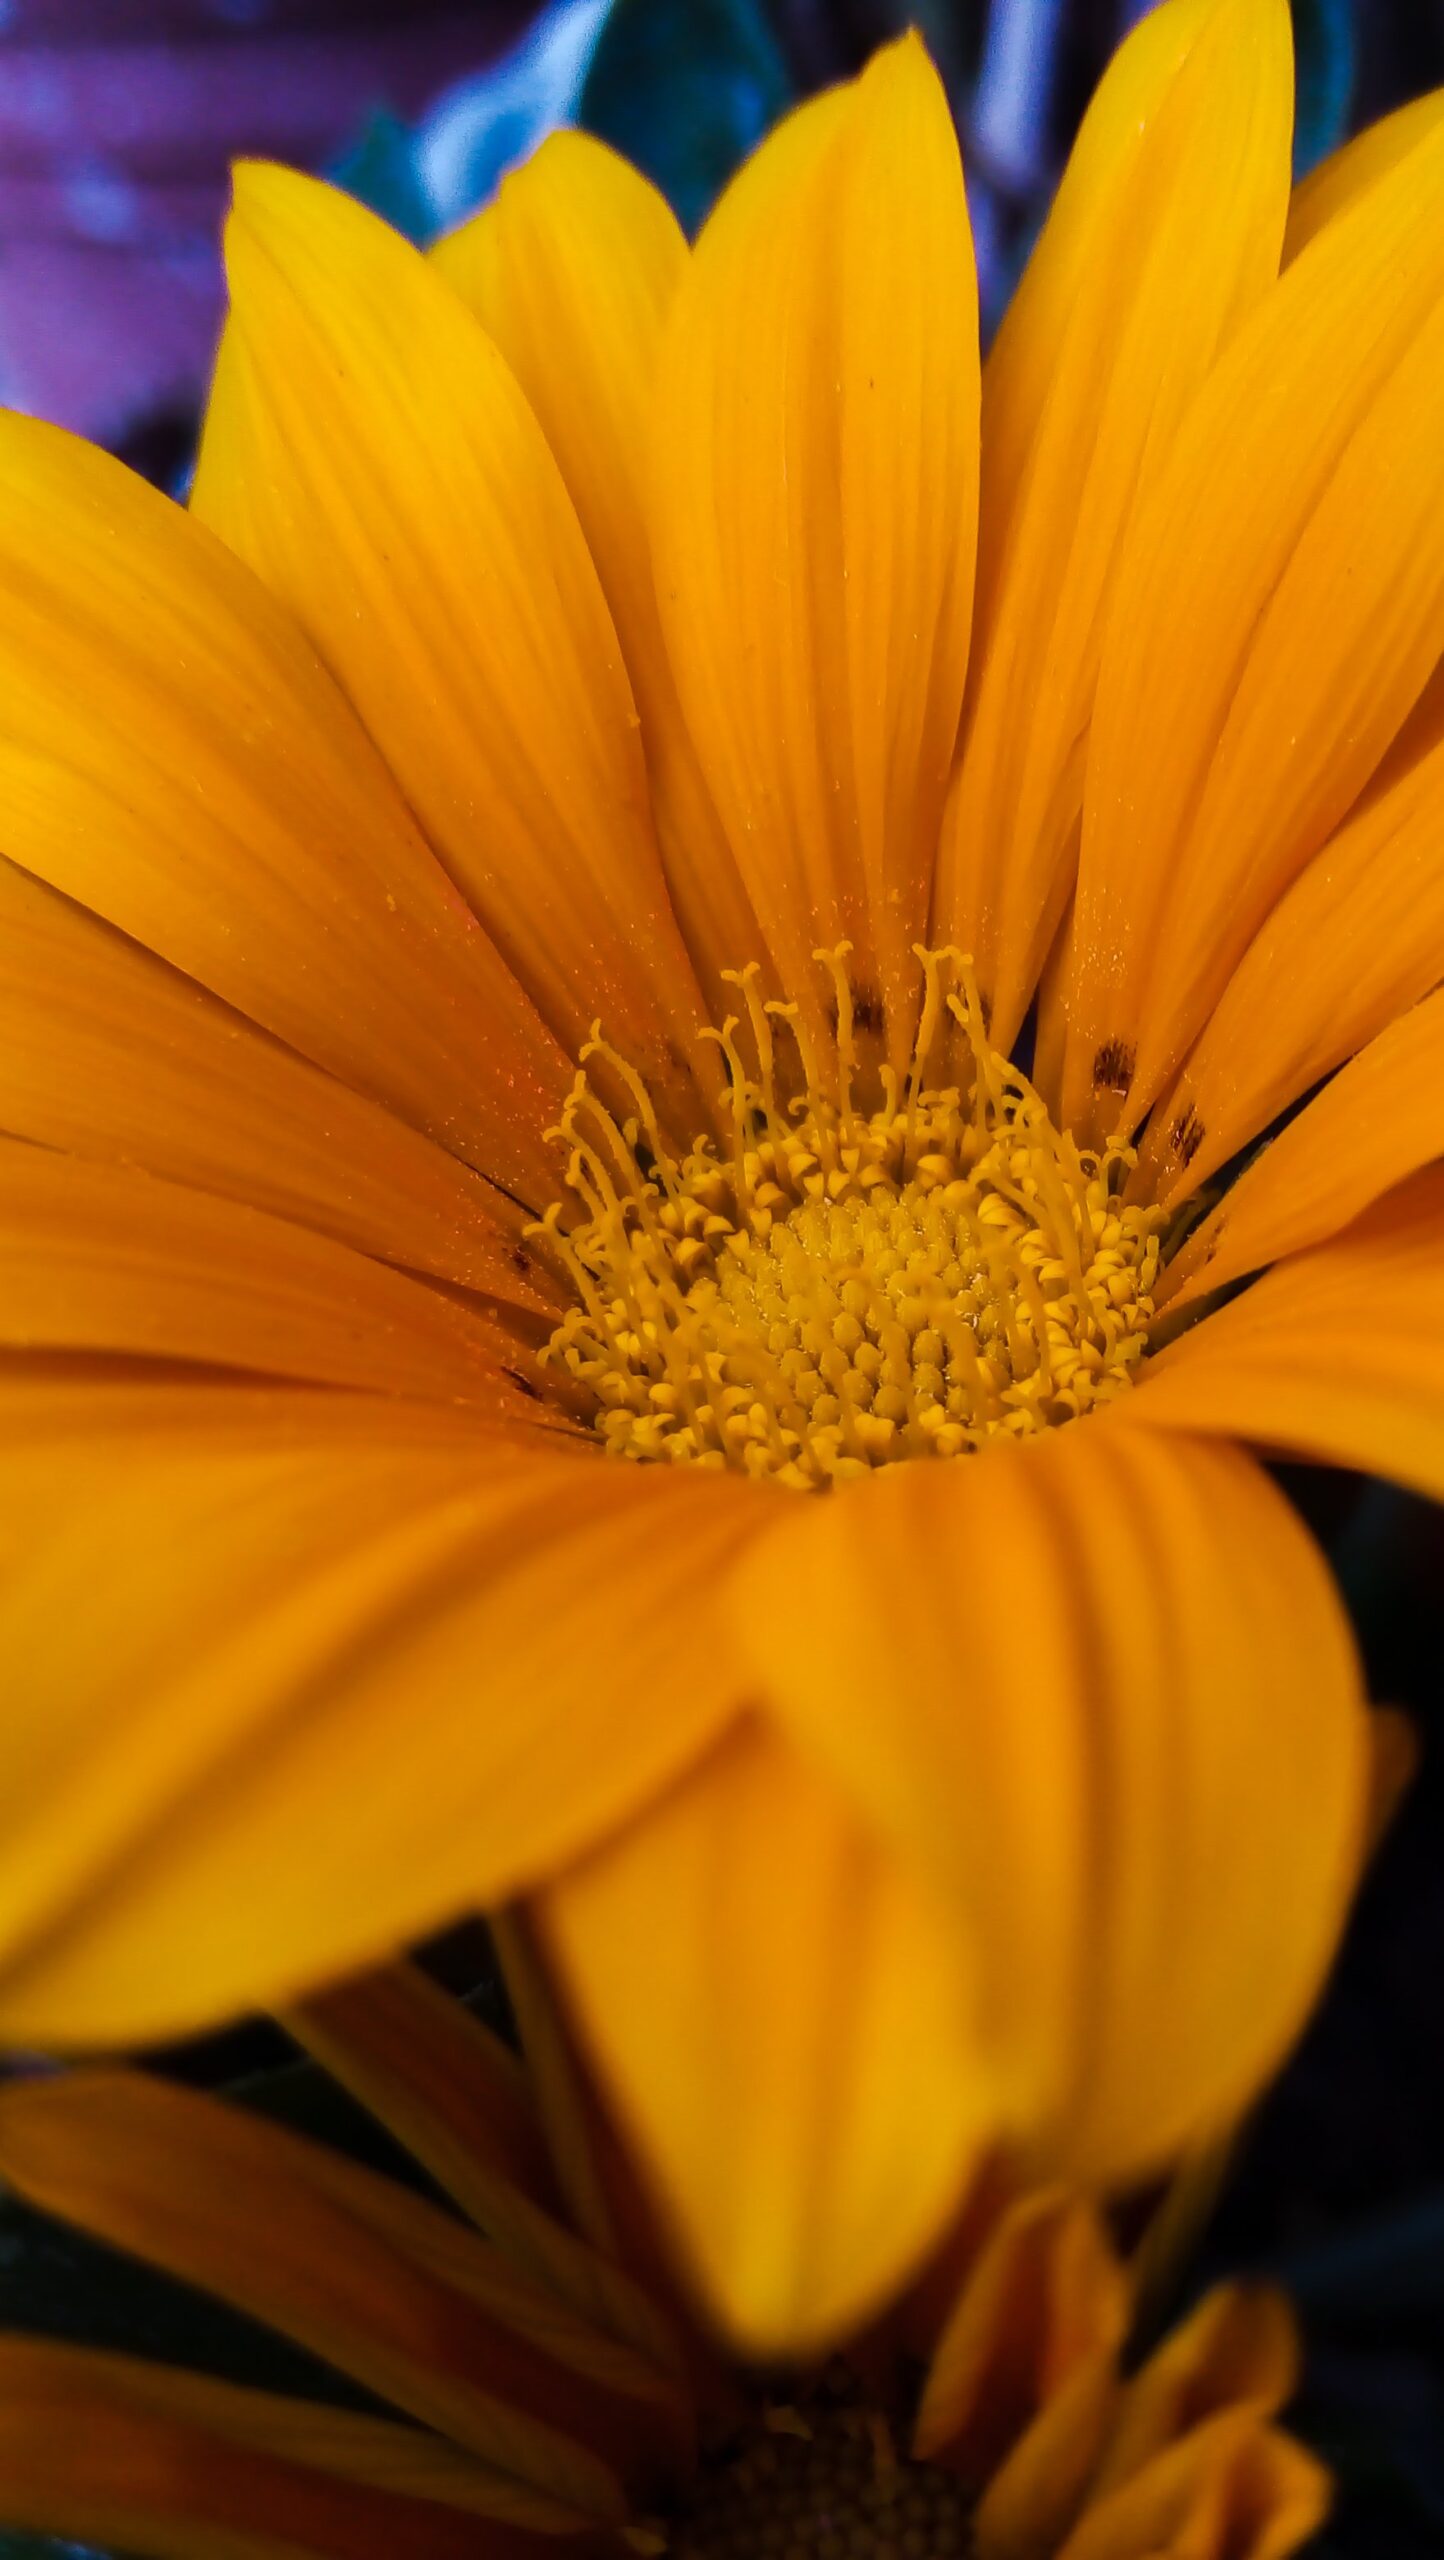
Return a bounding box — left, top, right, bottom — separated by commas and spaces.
1, 0, 1441, 2355
0, 1959, 1330, 2560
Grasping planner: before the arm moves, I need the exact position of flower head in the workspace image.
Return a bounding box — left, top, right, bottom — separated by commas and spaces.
0, 0, 1439, 2356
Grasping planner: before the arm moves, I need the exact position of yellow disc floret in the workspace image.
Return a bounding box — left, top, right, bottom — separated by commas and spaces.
534, 948, 1164, 1489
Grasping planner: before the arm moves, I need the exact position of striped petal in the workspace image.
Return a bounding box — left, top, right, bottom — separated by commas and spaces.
192, 167, 711, 1124
432, 134, 758, 1008
1054, 108, 1444, 1145
736, 1420, 1368, 2188
1130, 1167, 1444, 1502
0, 2337, 603, 2560
0, 410, 567, 1205
933, 0, 1292, 1052
648, 34, 979, 1068
0, 1387, 759, 2045
1284, 88, 1444, 264
1158, 989, 1444, 1312
0, 857, 557, 1318
0, 1142, 527, 1402
540, 1717, 989, 2357
1137, 692, 1444, 1204
0, 2070, 680, 2509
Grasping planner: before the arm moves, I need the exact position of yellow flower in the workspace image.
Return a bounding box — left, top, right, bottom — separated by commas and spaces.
0, 1957, 1330, 2560
0, 0, 1439, 2352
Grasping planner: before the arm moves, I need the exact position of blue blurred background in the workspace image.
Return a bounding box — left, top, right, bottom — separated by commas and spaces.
2, 6, 1443, 2554
3, 0, 1444, 474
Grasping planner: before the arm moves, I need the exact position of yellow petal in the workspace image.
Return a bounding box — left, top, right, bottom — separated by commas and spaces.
0, 2337, 598, 2560
433, 133, 759, 1007
539, 1716, 990, 2357
1137, 695, 1444, 1204
933, 0, 1292, 1053
1285, 89, 1444, 264
1053, 109, 1444, 1144
289, 1962, 678, 2372
1130, 1167, 1444, 1501
0, 1141, 523, 1402
1055, 2410, 1329, 2560
648, 35, 979, 1066
0, 410, 567, 1204
735, 1421, 1368, 2187
0, 2070, 676, 2510
193, 165, 710, 1124
0, 856, 557, 1318
0, 1396, 760, 2045
1095, 2285, 1299, 2497
1159, 988, 1444, 1312
917, 2189, 1128, 2560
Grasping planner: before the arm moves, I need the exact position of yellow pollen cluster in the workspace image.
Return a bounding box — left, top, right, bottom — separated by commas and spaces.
534, 949, 1163, 1490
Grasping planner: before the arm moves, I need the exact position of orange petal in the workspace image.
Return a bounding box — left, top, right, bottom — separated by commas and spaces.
433, 133, 759, 1007
0, 2336, 602, 2560
736, 1421, 1369, 2187
0, 856, 557, 1318
1159, 988, 1444, 1311
1285, 88, 1444, 264
1054, 108, 1444, 1144
1096, 2285, 1299, 2496
193, 166, 711, 1123
0, 409, 567, 1204
0, 1392, 760, 2045
1131, 1167, 1444, 1501
0, 2070, 678, 2508
540, 1716, 989, 2357
289, 1962, 677, 2372
648, 35, 979, 1065
1137, 701, 1444, 1204
1055, 2410, 1329, 2560
0, 1139, 535, 1403
934, 0, 1292, 1052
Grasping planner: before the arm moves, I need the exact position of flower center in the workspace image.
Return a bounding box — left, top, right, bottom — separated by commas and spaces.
535, 949, 1163, 1489
671, 2407, 973, 2560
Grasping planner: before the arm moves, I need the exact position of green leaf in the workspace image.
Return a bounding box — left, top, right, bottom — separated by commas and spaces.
579, 0, 794, 233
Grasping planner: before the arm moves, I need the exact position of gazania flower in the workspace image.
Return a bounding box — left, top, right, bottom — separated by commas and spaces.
0, 1955, 1329, 2560
1, 0, 1440, 2358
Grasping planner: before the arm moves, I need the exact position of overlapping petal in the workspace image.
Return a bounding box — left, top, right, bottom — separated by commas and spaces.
0, 2338, 599, 2560
934, 0, 1292, 1051
0, 1389, 761, 2045
540, 1717, 990, 2356
1158, 989, 1444, 1311
432, 134, 759, 1007
0, 859, 556, 1316
0, 411, 568, 1204
1053, 106, 1444, 1143
1131, 1168, 1444, 1501
735, 1422, 1368, 2187
649, 34, 978, 1064
192, 166, 712, 1123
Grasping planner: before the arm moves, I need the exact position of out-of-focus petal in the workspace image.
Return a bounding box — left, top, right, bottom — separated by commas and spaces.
934, 0, 1291, 1052
736, 1422, 1368, 2186
649, 35, 979, 1068
1055, 2410, 1329, 2560
540, 1717, 989, 2357
0, 2337, 603, 2560
193, 167, 712, 1128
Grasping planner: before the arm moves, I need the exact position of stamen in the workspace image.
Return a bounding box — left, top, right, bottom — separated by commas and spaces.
532, 951, 1165, 1489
